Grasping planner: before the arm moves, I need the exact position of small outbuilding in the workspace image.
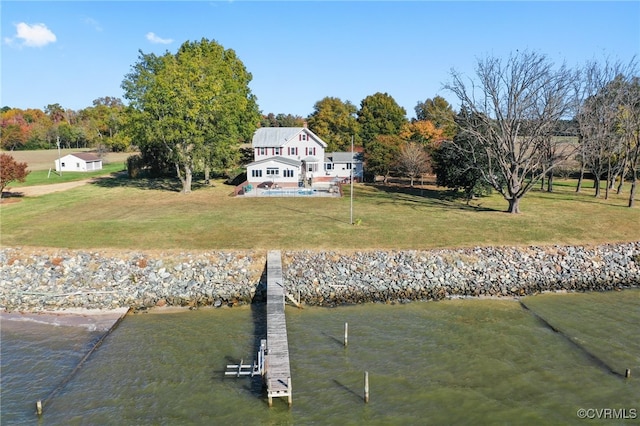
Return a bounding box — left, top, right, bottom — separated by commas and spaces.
55, 153, 103, 172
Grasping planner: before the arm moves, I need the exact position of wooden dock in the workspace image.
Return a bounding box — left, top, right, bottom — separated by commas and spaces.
265, 250, 292, 407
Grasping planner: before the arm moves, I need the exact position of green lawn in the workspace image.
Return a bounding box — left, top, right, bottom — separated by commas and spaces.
1, 175, 638, 250
10, 162, 127, 187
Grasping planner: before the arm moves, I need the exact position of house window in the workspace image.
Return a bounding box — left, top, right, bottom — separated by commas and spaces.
346, 163, 352, 170
259, 147, 266, 156
252, 170, 262, 177
266, 167, 279, 177
61, 162, 66, 167
324, 163, 333, 171
76, 163, 80, 168
299, 134, 307, 141
283, 169, 294, 178
308, 163, 318, 172
288, 147, 298, 156
274, 147, 281, 155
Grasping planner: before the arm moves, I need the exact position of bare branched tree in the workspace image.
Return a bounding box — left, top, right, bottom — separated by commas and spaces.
445, 51, 577, 213
398, 142, 430, 187
575, 58, 638, 200
618, 76, 640, 207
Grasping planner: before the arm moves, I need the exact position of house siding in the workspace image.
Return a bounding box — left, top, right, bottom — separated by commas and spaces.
246, 127, 362, 188
55, 154, 103, 172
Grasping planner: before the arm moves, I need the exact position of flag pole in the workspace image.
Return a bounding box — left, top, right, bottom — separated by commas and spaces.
350, 135, 354, 225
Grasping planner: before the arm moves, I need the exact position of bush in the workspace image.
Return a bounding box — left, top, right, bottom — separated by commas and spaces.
126, 154, 145, 178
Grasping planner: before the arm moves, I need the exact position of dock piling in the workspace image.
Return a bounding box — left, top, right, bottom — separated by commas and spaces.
364, 371, 369, 403
344, 322, 348, 347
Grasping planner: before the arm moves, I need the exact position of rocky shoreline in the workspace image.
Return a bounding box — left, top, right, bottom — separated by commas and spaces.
1, 242, 639, 313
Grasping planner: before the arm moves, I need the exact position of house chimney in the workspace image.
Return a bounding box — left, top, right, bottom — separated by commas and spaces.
303, 121, 308, 128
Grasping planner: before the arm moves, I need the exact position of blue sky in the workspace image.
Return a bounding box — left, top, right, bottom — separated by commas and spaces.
2, 1, 639, 119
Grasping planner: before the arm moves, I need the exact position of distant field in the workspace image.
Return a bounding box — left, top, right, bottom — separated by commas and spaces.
1, 149, 134, 171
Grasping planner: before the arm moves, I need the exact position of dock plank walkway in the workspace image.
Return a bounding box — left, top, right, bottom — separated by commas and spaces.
265, 250, 292, 407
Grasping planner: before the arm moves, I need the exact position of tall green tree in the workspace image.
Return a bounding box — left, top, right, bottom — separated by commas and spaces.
432, 114, 494, 203
260, 113, 305, 128
307, 97, 360, 151
364, 134, 403, 183
357, 92, 407, 147
122, 38, 259, 193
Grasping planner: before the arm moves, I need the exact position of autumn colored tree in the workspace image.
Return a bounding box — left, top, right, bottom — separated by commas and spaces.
307, 97, 361, 151
414, 96, 458, 139
0, 154, 30, 197
1, 109, 30, 150
44, 103, 66, 124
78, 97, 128, 151
400, 120, 444, 146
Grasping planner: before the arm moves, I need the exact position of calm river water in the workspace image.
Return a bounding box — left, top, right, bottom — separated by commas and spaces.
2, 289, 639, 425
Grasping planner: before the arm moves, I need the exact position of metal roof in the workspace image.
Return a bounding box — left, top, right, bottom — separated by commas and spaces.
245, 156, 302, 168
68, 152, 102, 162
325, 152, 363, 163
251, 127, 327, 148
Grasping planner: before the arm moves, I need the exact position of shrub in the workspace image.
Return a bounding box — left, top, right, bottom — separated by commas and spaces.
126, 154, 145, 178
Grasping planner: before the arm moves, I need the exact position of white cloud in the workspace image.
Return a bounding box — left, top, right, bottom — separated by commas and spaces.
146, 32, 173, 45
7, 22, 57, 47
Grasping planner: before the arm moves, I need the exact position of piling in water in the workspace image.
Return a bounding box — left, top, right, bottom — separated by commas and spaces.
344, 322, 348, 347
364, 371, 369, 403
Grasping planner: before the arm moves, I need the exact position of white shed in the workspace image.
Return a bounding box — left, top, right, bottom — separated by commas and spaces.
55, 153, 103, 172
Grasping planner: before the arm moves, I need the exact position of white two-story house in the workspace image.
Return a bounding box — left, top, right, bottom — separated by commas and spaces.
245, 126, 363, 188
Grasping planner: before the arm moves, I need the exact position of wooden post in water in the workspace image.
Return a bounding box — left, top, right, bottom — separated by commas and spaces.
344, 322, 348, 347
288, 377, 292, 407
364, 371, 369, 403
625, 369, 631, 378
36, 400, 43, 416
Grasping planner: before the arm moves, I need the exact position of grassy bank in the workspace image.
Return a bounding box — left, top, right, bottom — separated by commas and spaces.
1, 173, 638, 250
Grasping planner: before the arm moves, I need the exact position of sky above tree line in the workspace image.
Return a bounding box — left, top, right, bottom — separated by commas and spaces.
2, 1, 638, 119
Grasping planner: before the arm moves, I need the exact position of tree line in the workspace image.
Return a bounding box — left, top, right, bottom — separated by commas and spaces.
1, 39, 638, 211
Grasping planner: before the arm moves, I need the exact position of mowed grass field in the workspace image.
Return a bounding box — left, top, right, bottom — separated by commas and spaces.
1, 166, 638, 250
1, 149, 133, 187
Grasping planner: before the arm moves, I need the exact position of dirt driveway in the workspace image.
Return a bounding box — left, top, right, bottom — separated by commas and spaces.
1, 179, 96, 202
